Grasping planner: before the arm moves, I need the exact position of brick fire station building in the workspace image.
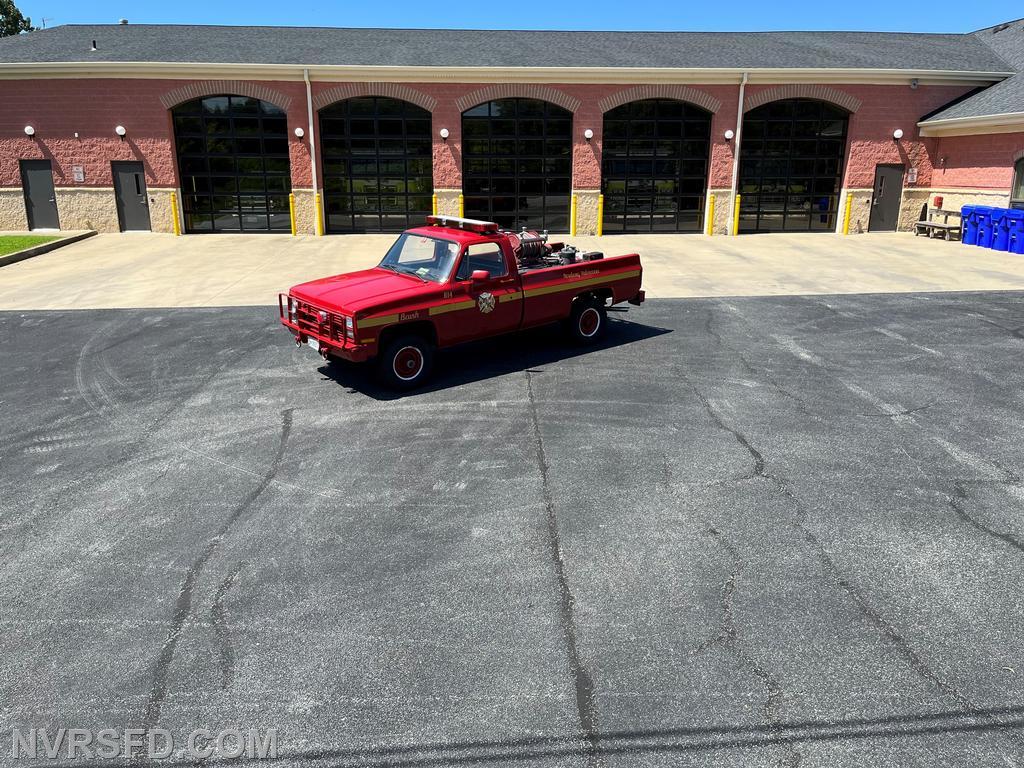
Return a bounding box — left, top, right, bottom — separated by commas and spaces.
0, 20, 1022, 236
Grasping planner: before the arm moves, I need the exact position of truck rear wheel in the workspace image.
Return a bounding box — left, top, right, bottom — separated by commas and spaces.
378, 335, 434, 389
568, 298, 607, 344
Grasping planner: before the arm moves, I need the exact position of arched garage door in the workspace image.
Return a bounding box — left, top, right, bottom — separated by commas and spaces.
462, 98, 572, 232
319, 97, 433, 233
602, 99, 712, 233
172, 95, 292, 233
738, 99, 849, 233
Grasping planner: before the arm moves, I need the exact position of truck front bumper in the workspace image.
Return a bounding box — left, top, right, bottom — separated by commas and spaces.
279, 294, 375, 363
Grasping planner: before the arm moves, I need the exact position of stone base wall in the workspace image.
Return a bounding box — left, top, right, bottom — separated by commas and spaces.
840, 187, 1013, 234
0, 186, 179, 233
292, 189, 317, 235
0, 189, 28, 230
434, 189, 462, 217
147, 189, 177, 234
707, 189, 733, 236
837, 188, 874, 234
574, 190, 600, 235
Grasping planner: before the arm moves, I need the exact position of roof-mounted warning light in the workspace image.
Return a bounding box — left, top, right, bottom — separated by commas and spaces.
425, 215, 499, 234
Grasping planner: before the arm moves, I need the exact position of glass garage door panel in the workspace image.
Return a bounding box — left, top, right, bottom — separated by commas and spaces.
172, 96, 292, 233
319, 97, 433, 233
738, 99, 849, 233
462, 98, 572, 232
601, 99, 711, 234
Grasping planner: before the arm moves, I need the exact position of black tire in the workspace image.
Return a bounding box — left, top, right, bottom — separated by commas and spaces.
567, 298, 608, 344
377, 334, 434, 389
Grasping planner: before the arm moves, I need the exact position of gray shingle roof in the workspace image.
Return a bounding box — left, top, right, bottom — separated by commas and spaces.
923, 18, 1024, 123
0, 23, 1014, 72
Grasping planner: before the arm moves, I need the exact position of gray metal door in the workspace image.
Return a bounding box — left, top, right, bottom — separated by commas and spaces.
19, 159, 59, 230
868, 164, 905, 232
112, 161, 151, 232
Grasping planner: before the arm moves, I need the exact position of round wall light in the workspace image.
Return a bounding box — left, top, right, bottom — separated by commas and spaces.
439, 127, 450, 140
893, 128, 904, 141
724, 129, 735, 141
24, 125, 35, 137
583, 128, 594, 140
294, 127, 305, 139
115, 125, 127, 138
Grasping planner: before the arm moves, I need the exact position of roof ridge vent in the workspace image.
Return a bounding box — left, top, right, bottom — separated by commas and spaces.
119, 18, 128, 24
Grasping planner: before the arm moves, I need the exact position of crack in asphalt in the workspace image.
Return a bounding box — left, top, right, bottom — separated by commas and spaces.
696, 528, 802, 768
704, 309, 817, 418
688, 387, 1024, 755
211, 563, 245, 691
142, 408, 293, 730
948, 483, 1024, 555
525, 371, 601, 768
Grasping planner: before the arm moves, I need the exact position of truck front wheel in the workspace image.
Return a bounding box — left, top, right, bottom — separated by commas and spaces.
568, 298, 608, 344
378, 335, 434, 389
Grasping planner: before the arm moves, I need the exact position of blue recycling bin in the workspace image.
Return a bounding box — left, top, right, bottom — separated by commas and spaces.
975, 206, 995, 248
961, 205, 978, 245
991, 208, 1011, 251
1007, 210, 1024, 255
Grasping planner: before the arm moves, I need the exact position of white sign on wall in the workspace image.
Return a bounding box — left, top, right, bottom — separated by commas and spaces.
72, 165, 85, 183
907, 167, 918, 184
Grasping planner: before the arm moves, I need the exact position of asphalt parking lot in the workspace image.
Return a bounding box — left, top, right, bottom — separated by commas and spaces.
3, 293, 1024, 767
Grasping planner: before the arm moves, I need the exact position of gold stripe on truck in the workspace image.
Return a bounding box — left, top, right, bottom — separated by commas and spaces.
359, 313, 401, 329
523, 269, 641, 299
429, 299, 476, 316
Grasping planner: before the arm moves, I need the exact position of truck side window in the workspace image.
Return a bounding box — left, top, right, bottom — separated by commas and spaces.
457, 243, 507, 280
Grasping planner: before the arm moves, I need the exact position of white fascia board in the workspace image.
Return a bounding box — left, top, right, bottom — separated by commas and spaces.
918, 112, 1024, 136
0, 60, 1013, 86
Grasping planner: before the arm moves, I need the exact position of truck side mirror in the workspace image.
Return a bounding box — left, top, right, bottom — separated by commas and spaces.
470, 269, 489, 283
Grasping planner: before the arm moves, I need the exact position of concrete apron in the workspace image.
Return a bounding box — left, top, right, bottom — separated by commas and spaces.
2, 231, 1024, 311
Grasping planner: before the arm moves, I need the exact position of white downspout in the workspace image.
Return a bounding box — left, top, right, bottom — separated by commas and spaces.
303, 67, 320, 235
728, 72, 748, 235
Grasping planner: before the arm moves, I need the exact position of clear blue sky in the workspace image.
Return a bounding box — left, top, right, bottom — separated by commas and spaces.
17, 0, 1018, 33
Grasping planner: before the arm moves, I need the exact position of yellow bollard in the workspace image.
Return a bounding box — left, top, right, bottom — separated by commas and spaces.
596, 194, 604, 237
458, 193, 464, 218
288, 192, 297, 236
843, 192, 853, 235
315, 192, 324, 236
169, 191, 181, 236
707, 194, 715, 236
432, 194, 438, 216
570, 194, 578, 236
732, 194, 742, 236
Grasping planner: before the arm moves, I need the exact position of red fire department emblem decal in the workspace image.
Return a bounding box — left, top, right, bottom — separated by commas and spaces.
477, 292, 495, 314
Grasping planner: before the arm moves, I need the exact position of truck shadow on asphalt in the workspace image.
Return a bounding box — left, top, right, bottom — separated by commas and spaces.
316, 313, 672, 400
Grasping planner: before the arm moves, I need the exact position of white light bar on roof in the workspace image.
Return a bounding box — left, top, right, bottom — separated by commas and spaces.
425, 215, 499, 233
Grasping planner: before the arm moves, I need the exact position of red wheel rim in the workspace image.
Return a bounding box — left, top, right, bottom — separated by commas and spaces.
393, 346, 424, 381
579, 307, 600, 337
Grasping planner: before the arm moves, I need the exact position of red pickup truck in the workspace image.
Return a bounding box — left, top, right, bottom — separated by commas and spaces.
280, 216, 644, 388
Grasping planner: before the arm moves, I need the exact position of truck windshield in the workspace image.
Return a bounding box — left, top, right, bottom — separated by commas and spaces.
379, 233, 460, 283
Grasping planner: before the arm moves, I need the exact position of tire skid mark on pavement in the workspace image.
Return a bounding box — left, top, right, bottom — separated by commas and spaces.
143, 408, 293, 730
525, 370, 602, 767
211, 563, 246, 691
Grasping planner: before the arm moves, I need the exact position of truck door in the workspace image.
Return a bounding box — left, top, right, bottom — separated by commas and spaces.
444, 241, 522, 343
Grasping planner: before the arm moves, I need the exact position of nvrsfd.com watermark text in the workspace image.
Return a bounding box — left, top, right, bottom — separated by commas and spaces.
12, 728, 277, 760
